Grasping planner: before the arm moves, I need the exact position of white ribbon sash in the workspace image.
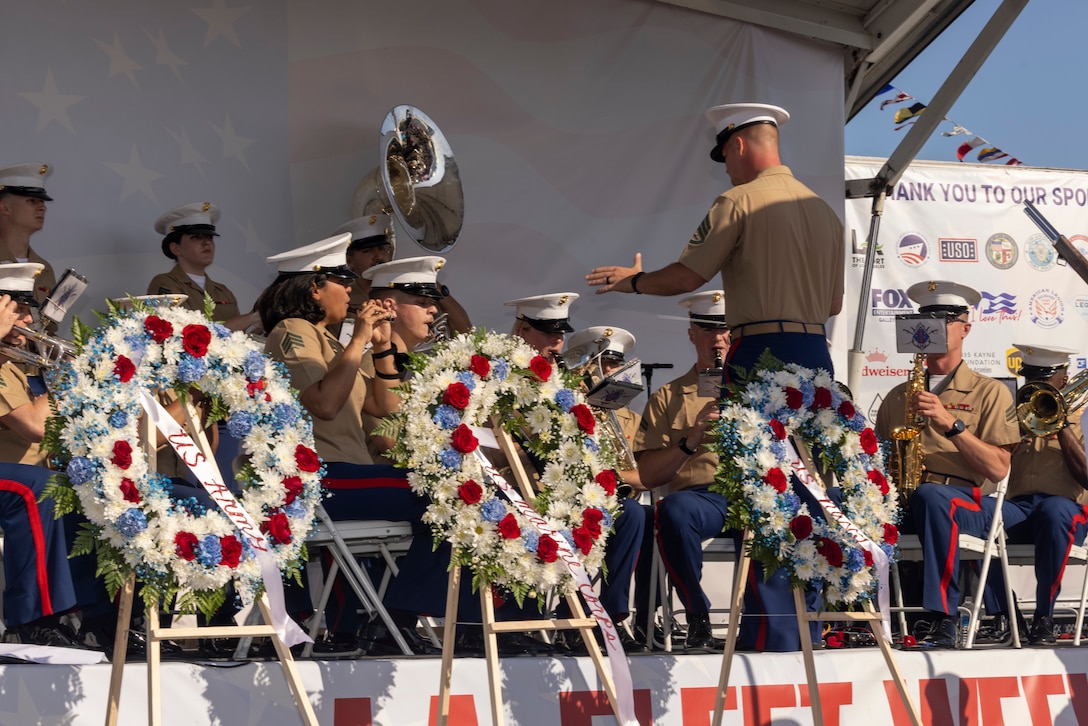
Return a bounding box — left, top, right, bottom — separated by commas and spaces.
786, 437, 892, 641
138, 390, 311, 647
473, 451, 638, 726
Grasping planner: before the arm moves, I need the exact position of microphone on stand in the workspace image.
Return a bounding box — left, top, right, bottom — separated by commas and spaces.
640, 362, 674, 393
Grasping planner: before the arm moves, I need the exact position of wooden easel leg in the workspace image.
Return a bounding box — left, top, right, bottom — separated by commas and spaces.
481, 587, 504, 726
257, 597, 319, 726
105, 572, 136, 726
712, 535, 751, 726
565, 593, 621, 718
794, 588, 823, 726
146, 606, 162, 726
436, 566, 462, 726
867, 602, 921, 726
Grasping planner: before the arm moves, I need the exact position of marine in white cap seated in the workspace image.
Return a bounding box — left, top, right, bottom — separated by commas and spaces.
505, 292, 578, 361
363, 256, 446, 353
147, 202, 255, 331
907, 279, 981, 319
563, 325, 637, 373
0, 163, 57, 309
679, 289, 729, 330
1005, 342, 1088, 645
588, 102, 844, 394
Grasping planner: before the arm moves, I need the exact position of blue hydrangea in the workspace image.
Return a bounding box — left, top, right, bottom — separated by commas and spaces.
799, 379, 815, 408
481, 498, 506, 522
782, 492, 801, 513
272, 403, 299, 427
439, 448, 462, 468
600, 509, 613, 529
226, 411, 254, 440
67, 457, 94, 485
881, 543, 895, 560
123, 334, 148, 361
285, 499, 307, 519
846, 547, 866, 573
197, 534, 223, 567
523, 531, 539, 553
178, 355, 207, 383
432, 404, 461, 430
108, 410, 128, 429
243, 351, 266, 380
560, 528, 575, 549
455, 371, 476, 391
174, 496, 207, 517
769, 439, 787, 459
116, 508, 148, 537
492, 359, 510, 382
554, 389, 575, 412
584, 437, 600, 453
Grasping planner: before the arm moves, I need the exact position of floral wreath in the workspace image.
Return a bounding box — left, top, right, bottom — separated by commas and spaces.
377, 330, 622, 606
44, 299, 324, 616
709, 357, 899, 606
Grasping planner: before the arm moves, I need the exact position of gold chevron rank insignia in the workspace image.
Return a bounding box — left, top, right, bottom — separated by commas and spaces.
688, 215, 711, 246
280, 332, 304, 357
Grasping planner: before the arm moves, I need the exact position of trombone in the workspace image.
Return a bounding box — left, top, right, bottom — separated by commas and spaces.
1, 325, 76, 368
1016, 370, 1088, 437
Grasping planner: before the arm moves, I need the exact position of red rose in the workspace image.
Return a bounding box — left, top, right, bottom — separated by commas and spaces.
572, 527, 594, 555
817, 537, 844, 568
181, 324, 212, 357
220, 535, 242, 568
537, 534, 559, 562
789, 515, 813, 540
458, 479, 483, 505
859, 428, 879, 455
294, 445, 320, 472
246, 379, 266, 398
570, 404, 596, 434
867, 469, 890, 496
764, 467, 788, 493
769, 418, 787, 440
111, 440, 133, 470
470, 355, 490, 378
450, 424, 479, 453
586, 519, 602, 538
144, 315, 173, 343
113, 355, 136, 383
529, 355, 552, 382
583, 508, 604, 527
813, 387, 832, 410
498, 513, 521, 539
175, 532, 198, 561
595, 470, 618, 496
443, 382, 472, 410
282, 475, 304, 505
119, 478, 141, 503
785, 387, 803, 409
262, 511, 293, 544
863, 550, 874, 567
883, 523, 899, 546
838, 400, 856, 419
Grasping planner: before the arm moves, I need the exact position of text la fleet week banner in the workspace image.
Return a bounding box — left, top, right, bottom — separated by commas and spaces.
845, 156, 1088, 427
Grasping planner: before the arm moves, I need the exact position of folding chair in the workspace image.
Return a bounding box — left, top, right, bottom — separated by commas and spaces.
301, 505, 416, 657
645, 534, 736, 651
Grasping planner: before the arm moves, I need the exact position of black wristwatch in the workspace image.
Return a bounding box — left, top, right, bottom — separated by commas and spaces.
944, 419, 966, 438
678, 436, 697, 456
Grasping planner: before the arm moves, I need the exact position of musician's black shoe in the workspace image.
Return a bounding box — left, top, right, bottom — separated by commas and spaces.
358, 618, 439, 656
1029, 615, 1057, 645
921, 615, 958, 649
684, 614, 725, 651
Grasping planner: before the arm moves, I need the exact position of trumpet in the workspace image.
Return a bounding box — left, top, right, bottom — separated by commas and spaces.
1016, 369, 1088, 437
1, 325, 76, 368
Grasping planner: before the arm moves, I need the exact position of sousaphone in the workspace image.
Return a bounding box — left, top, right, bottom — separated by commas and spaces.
352, 105, 464, 254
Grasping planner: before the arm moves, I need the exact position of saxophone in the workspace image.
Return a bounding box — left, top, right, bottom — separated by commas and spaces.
890, 352, 926, 501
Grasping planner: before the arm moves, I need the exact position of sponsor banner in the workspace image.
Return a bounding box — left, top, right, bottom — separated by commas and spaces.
847, 158, 1088, 422
7, 648, 1088, 724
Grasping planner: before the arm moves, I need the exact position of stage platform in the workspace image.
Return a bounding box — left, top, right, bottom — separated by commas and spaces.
1, 645, 1086, 725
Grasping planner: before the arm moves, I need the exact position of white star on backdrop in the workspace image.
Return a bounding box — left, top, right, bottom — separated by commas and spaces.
105, 146, 164, 203
192, 0, 252, 48
18, 69, 86, 134
166, 125, 210, 178
145, 27, 188, 82
232, 218, 263, 255
211, 114, 255, 171
94, 33, 143, 89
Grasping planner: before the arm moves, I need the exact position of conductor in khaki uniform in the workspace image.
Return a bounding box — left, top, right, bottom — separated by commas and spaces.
0, 164, 57, 308
148, 202, 256, 331
876, 280, 1021, 647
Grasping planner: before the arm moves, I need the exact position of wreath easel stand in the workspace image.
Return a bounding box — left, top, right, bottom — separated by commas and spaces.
710, 440, 921, 726
435, 422, 622, 726
103, 401, 318, 726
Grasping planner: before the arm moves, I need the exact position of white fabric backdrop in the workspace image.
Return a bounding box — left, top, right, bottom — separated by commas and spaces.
0, 0, 845, 398
845, 156, 1088, 424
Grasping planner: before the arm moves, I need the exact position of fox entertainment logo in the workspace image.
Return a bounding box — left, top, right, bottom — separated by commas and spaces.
977, 291, 1021, 323
870, 288, 912, 320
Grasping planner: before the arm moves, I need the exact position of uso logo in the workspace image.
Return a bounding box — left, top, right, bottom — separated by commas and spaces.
938, 238, 977, 262
1029, 288, 1064, 329
896, 232, 928, 266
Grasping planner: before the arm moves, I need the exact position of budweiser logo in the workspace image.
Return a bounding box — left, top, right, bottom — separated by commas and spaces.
866, 349, 888, 363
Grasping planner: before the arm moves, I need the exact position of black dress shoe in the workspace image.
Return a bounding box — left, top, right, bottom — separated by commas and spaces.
3, 622, 83, 649
1029, 614, 1057, 645
312, 631, 362, 657
922, 615, 959, 649
684, 615, 725, 651
359, 618, 440, 656
455, 628, 485, 657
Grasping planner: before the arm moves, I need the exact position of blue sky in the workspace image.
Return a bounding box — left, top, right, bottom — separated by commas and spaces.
846, 0, 1087, 171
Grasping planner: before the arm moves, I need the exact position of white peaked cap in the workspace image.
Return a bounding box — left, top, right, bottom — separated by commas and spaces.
267, 233, 353, 274
678, 290, 728, 327
505, 292, 579, 333
564, 326, 636, 363
154, 202, 220, 235
1013, 343, 1077, 370
907, 280, 981, 311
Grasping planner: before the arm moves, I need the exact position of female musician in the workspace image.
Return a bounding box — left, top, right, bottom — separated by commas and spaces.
258, 234, 444, 656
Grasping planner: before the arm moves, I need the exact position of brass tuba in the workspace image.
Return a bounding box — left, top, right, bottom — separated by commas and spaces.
352, 105, 464, 254
889, 352, 927, 500
1016, 369, 1088, 437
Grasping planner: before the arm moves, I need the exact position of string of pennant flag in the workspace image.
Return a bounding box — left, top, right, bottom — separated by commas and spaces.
876, 84, 1023, 166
